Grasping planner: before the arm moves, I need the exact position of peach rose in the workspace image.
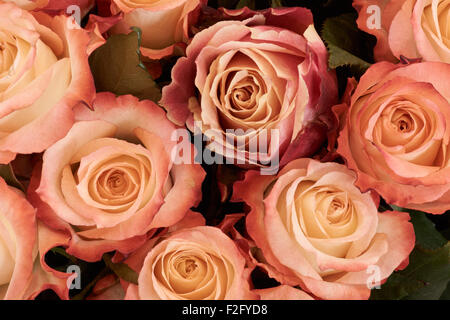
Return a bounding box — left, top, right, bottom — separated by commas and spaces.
0, 178, 37, 299
109, 0, 207, 59
354, 0, 450, 63
233, 158, 415, 300
3, 0, 95, 16
28, 92, 205, 262
254, 285, 314, 300
0, 2, 95, 164
161, 7, 338, 170
338, 61, 450, 214
125, 224, 257, 300
0, 178, 76, 300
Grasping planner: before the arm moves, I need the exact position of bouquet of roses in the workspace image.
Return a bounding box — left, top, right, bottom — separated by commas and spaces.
0, 0, 448, 301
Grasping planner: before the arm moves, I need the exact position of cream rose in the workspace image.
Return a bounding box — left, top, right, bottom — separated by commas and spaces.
110, 0, 206, 59
337, 61, 450, 214
3, 0, 95, 15
125, 225, 257, 300
0, 2, 95, 164
2, 0, 48, 10
0, 178, 79, 300
29, 92, 205, 262
233, 158, 415, 300
0, 178, 37, 300
354, 0, 450, 63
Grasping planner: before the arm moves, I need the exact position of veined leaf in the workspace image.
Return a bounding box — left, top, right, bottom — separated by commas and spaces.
89, 27, 161, 102
321, 13, 373, 76
391, 205, 447, 250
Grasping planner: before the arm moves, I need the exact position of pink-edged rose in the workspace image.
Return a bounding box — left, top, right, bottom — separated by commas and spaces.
254, 285, 314, 300
0, 178, 37, 299
354, 0, 450, 63
338, 61, 450, 214
28, 92, 205, 262
3, 0, 94, 15
109, 0, 207, 59
233, 158, 415, 300
0, 177, 76, 300
0, 2, 95, 164
124, 218, 257, 300
161, 7, 338, 170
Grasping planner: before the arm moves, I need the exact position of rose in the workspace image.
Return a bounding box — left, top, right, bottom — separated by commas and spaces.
124, 224, 257, 300
29, 92, 205, 262
254, 285, 314, 300
0, 2, 95, 164
109, 0, 206, 59
337, 61, 450, 214
3, 0, 95, 16
161, 7, 338, 171
233, 158, 415, 300
0, 178, 76, 300
2, 0, 48, 10
354, 0, 450, 63
0, 178, 37, 299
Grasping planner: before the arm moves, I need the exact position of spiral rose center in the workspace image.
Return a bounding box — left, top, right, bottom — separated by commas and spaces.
386, 107, 417, 133
175, 257, 199, 279
327, 197, 347, 222
224, 70, 266, 114
232, 86, 253, 105
205, 49, 289, 132
100, 169, 130, 197
281, 181, 358, 241
70, 139, 155, 216
393, 114, 414, 133
318, 190, 352, 226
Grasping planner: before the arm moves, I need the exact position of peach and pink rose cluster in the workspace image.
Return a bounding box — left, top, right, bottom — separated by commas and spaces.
2, 0, 449, 301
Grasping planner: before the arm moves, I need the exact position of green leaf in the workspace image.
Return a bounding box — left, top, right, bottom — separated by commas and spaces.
236, 0, 255, 9
0, 164, 25, 192
404, 244, 450, 300
371, 206, 450, 299
89, 27, 161, 102
370, 273, 425, 300
371, 243, 450, 300
103, 254, 139, 285
321, 13, 373, 76
271, 0, 283, 7
391, 205, 447, 250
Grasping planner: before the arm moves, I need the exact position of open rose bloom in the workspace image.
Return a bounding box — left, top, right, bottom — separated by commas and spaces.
28, 92, 205, 261
161, 7, 338, 171
0, 2, 95, 164
338, 61, 450, 214
354, 0, 450, 63
124, 224, 257, 300
109, 0, 206, 59
233, 159, 415, 300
